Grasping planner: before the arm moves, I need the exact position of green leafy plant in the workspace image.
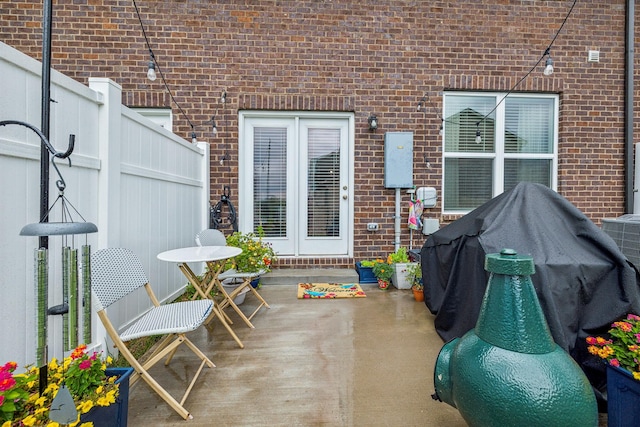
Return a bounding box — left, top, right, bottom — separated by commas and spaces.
359, 260, 377, 268
0, 344, 119, 426
225, 227, 277, 274
407, 263, 423, 290
586, 313, 640, 380
387, 247, 410, 264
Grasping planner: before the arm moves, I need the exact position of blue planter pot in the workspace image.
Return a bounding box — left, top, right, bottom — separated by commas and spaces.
607, 364, 640, 427
355, 262, 376, 283
80, 367, 133, 427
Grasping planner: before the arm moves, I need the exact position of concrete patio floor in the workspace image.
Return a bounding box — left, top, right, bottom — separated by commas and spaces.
126, 283, 468, 426
126, 283, 608, 426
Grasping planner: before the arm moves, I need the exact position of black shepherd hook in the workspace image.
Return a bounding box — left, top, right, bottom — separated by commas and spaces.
0, 120, 74, 159
0, 119, 75, 191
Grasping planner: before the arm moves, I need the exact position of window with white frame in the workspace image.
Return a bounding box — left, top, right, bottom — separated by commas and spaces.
131, 107, 173, 131
443, 92, 558, 213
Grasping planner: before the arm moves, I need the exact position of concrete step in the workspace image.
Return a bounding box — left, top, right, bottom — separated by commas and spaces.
260, 268, 359, 286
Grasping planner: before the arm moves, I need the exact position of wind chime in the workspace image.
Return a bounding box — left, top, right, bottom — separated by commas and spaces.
2, 119, 97, 424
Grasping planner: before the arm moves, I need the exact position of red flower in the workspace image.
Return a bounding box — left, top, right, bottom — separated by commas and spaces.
79, 359, 92, 370
70, 344, 87, 360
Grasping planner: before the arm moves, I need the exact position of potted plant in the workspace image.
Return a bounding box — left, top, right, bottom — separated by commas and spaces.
224, 226, 277, 275
222, 226, 277, 300
355, 259, 378, 284
586, 313, 640, 426
407, 263, 424, 302
0, 344, 132, 427
387, 247, 418, 290
372, 260, 393, 290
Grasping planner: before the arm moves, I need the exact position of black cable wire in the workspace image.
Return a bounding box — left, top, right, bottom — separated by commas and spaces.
131, 0, 195, 133
473, 0, 578, 128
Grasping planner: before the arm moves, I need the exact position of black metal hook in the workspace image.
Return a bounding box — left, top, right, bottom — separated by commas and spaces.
0, 120, 74, 158
0, 120, 75, 192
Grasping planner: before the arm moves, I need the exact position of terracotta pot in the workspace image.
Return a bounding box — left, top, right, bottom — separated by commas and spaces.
412, 287, 424, 302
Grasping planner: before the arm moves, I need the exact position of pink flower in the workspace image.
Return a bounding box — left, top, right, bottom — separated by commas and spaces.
613, 321, 633, 332
610, 358, 620, 367
79, 359, 92, 370
0, 362, 16, 373
0, 374, 16, 391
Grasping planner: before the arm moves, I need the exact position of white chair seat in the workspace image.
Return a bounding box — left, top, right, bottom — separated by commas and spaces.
120, 299, 213, 342
218, 268, 267, 281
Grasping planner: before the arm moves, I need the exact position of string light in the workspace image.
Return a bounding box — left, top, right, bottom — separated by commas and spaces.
146, 53, 156, 81
133, 0, 197, 142
208, 116, 218, 136
220, 90, 227, 104
543, 48, 554, 76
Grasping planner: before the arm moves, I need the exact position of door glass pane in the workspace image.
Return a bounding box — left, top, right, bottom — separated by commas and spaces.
445, 95, 496, 153
253, 127, 287, 237
444, 158, 493, 210
307, 128, 340, 237
505, 98, 554, 154
504, 159, 551, 190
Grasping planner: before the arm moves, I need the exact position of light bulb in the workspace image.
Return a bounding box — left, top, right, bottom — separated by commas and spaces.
417, 102, 423, 112
544, 57, 554, 76
147, 61, 157, 81
371, 118, 377, 128
439, 123, 443, 136
475, 128, 482, 144
191, 131, 197, 144
220, 90, 227, 104
212, 125, 218, 136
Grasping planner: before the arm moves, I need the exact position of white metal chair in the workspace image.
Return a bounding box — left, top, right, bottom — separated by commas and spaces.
195, 228, 227, 246
195, 229, 270, 328
91, 248, 215, 420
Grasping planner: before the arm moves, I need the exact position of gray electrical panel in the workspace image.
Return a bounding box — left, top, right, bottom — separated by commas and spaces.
384, 132, 413, 188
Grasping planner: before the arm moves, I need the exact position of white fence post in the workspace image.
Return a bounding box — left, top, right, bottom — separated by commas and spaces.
89, 78, 122, 249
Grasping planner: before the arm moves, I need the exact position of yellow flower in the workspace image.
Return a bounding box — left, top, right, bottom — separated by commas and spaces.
35, 395, 47, 407
634, 372, 640, 381
3, 421, 13, 427
78, 399, 94, 414
45, 421, 60, 427
22, 415, 37, 426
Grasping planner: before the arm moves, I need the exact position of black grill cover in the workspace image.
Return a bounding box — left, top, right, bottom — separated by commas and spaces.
421, 182, 640, 404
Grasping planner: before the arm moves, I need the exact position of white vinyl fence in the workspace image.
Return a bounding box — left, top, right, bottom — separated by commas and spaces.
0, 41, 210, 367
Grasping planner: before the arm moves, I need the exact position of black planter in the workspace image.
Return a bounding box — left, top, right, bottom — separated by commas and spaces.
79, 367, 133, 427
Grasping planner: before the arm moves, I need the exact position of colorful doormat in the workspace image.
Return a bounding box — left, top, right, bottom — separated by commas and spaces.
297, 283, 366, 299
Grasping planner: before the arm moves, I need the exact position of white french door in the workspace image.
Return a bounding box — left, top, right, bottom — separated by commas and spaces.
239, 112, 354, 257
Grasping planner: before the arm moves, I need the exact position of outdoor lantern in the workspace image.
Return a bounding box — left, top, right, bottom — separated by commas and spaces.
368, 114, 378, 131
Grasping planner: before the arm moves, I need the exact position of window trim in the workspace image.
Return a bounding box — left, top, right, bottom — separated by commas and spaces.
442, 92, 559, 215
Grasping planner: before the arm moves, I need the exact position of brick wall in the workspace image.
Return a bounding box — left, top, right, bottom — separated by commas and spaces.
0, 0, 634, 265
